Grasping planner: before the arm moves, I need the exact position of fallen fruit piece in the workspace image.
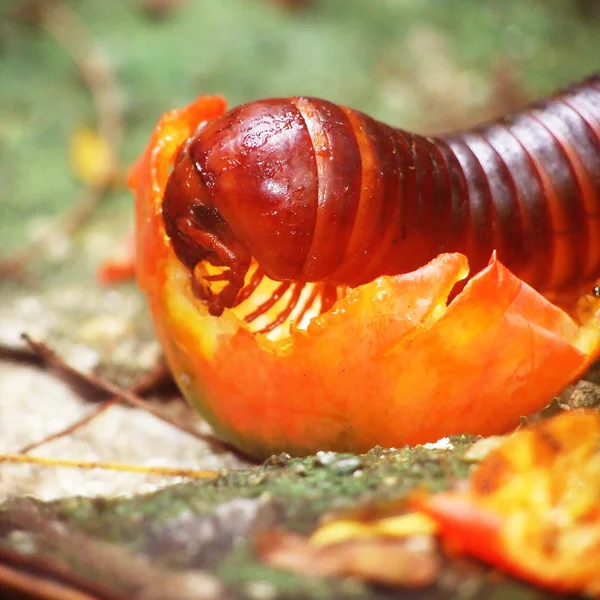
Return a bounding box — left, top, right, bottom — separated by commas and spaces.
97, 230, 137, 284
415, 410, 600, 596
257, 529, 440, 588
258, 498, 440, 587
130, 94, 600, 459
310, 511, 439, 547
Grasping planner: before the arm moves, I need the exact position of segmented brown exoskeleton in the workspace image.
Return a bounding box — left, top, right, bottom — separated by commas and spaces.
162, 74, 600, 333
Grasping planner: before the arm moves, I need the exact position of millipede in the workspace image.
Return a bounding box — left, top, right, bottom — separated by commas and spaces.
162, 73, 600, 334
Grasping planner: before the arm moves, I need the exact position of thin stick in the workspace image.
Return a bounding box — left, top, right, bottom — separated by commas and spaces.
18, 399, 118, 454
0, 454, 218, 479
18, 361, 175, 454
0, 561, 98, 600
42, 1, 123, 155
1, 501, 225, 600
0, 0, 124, 280
0, 540, 127, 600
22, 334, 229, 453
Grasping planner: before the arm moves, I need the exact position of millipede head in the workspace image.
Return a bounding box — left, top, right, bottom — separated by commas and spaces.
162, 98, 319, 320
162, 98, 354, 329
162, 146, 251, 316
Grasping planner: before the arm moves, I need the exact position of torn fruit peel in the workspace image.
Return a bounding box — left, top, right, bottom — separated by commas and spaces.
130, 95, 600, 459
415, 410, 600, 596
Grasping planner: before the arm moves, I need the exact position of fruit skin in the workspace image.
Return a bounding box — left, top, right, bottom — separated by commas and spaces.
131, 95, 600, 460
413, 411, 600, 596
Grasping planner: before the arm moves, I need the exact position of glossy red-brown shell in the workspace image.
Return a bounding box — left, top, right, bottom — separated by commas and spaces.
164, 74, 600, 300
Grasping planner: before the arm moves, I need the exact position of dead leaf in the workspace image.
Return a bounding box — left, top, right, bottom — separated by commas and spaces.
257, 530, 440, 588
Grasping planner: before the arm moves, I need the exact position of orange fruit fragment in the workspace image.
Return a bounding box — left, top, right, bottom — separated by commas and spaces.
415, 410, 600, 596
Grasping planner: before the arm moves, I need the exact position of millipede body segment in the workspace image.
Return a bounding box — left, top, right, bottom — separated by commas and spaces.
162, 74, 600, 333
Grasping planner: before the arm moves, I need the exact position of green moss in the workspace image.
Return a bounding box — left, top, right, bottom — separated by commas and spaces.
42, 442, 473, 543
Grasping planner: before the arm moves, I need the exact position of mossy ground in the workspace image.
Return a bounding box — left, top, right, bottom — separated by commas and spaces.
1, 441, 569, 599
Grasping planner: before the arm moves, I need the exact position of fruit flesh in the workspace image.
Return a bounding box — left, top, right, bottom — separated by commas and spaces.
131, 95, 600, 459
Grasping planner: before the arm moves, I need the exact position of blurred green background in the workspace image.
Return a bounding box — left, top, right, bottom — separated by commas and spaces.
0, 0, 599, 258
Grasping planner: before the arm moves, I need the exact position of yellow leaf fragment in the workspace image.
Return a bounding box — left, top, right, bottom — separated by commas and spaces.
311, 512, 438, 547
70, 125, 115, 184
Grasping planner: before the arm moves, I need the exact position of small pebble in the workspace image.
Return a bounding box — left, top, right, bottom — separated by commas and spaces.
247, 473, 266, 486
315, 450, 337, 466
266, 453, 291, 466
292, 463, 307, 476
331, 456, 362, 475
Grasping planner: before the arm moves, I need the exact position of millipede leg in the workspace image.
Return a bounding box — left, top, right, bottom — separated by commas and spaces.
191, 269, 214, 305
234, 266, 265, 306
292, 284, 321, 326
257, 283, 305, 334
203, 272, 230, 282
319, 282, 339, 314
244, 281, 292, 324
191, 259, 250, 317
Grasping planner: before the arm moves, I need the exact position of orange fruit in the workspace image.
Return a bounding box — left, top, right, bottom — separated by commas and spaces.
131, 96, 600, 459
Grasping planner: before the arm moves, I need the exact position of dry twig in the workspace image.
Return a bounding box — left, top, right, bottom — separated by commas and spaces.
0, 454, 219, 479
0, 501, 225, 599
21, 334, 230, 453
0, 559, 102, 600
0, 0, 124, 279
18, 361, 174, 454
